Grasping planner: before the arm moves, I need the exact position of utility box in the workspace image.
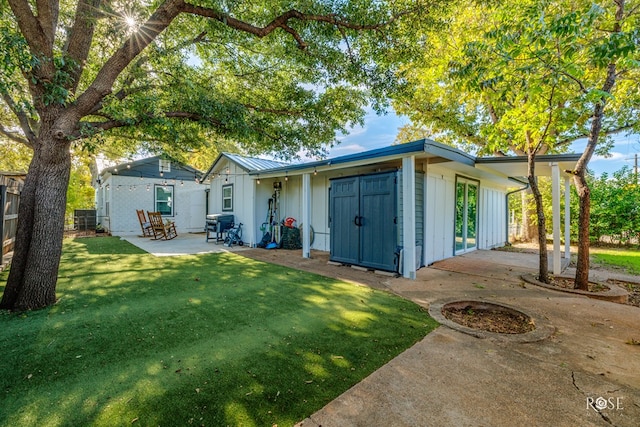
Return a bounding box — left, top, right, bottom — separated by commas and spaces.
74, 209, 97, 231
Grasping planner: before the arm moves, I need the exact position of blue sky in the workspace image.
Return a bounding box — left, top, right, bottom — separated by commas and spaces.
332, 109, 640, 177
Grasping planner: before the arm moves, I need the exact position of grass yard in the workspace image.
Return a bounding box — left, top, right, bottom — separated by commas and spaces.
0, 237, 437, 427
591, 247, 640, 275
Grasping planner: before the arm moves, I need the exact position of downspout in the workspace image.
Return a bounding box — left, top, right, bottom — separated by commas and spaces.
505, 178, 530, 246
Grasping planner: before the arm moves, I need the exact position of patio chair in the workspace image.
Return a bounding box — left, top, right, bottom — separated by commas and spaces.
147, 211, 178, 240
136, 209, 154, 237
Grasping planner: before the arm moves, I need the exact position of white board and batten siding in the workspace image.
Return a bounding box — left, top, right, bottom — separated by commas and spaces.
206, 154, 508, 267
478, 186, 507, 250
208, 159, 257, 245
423, 165, 508, 266
424, 171, 456, 265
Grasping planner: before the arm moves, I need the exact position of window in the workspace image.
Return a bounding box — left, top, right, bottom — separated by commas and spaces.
222, 184, 233, 211
155, 185, 174, 216
159, 159, 171, 173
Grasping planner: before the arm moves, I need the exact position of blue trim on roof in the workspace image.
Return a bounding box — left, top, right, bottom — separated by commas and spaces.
475, 153, 582, 164
201, 139, 580, 181
246, 139, 476, 175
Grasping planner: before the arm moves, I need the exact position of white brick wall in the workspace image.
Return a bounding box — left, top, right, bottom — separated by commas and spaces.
102, 175, 207, 236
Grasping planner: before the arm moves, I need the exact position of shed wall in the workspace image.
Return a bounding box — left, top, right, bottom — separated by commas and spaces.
424, 169, 456, 265
478, 186, 507, 249
208, 160, 258, 246
99, 175, 206, 235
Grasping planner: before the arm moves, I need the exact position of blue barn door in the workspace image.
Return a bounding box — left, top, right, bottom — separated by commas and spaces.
359, 173, 397, 270
330, 172, 398, 272
330, 176, 359, 265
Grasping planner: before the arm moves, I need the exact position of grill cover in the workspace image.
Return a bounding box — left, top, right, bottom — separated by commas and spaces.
206, 214, 234, 230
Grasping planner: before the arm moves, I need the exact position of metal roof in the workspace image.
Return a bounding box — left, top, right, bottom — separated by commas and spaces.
201, 139, 582, 181
201, 152, 289, 181
223, 153, 288, 172
246, 139, 476, 175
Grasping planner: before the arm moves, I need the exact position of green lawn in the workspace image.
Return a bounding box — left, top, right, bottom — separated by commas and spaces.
591, 247, 640, 275
0, 237, 437, 427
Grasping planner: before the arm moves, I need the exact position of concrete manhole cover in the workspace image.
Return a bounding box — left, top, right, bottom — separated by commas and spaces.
429, 298, 555, 343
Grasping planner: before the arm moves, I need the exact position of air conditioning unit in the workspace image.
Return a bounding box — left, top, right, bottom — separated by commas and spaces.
399, 245, 422, 276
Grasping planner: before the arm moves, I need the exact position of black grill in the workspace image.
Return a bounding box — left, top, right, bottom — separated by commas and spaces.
205, 214, 234, 243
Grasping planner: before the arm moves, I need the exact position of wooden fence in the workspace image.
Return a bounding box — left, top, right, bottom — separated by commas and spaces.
1, 184, 21, 266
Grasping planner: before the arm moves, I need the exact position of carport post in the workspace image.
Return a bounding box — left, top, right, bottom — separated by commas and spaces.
402, 156, 416, 279
551, 162, 561, 274
302, 173, 311, 258
564, 176, 571, 259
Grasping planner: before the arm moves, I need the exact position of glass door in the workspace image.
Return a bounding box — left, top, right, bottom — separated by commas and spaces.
455, 177, 479, 255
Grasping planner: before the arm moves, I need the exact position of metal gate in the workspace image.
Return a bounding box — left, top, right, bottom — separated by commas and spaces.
329, 171, 398, 272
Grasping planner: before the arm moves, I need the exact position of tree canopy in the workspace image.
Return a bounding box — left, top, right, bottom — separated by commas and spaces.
0, 0, 439, 310
394, 0, 640, 285
394, 0, 640, 156
1, 0, 435, 161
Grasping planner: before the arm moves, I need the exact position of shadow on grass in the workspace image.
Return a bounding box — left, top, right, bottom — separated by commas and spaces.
0, 238, 436, 426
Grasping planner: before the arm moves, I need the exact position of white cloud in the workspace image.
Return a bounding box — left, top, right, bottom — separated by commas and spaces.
592, 151, 627, 162
330, 143, 368, 156
337, 124, 368, 141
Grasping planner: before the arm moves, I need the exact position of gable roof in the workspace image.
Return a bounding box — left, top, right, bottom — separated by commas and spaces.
202, 153, 288, 181
99, 156, 202, 181
224, 153, 288, 171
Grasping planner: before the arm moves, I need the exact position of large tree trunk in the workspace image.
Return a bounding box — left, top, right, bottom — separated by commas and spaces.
573, 172, 590, 290
528, 176, 549, 283
527, 152, 549, 283
0, 131, 71, 310
521, 189, 538, 242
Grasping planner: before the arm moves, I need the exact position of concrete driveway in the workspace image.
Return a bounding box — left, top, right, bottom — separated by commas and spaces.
241, 248, 640, 427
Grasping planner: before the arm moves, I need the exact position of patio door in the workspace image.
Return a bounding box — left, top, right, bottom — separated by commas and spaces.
455, 177, 478, 255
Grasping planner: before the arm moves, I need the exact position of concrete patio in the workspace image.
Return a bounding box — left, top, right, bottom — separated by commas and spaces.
120, 232, 250, 257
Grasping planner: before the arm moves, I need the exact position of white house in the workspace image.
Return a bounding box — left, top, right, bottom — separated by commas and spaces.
202, 140, 580, 278
96, 157, 206, 235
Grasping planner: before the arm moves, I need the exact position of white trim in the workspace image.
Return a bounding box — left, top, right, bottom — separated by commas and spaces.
155, 184, 174, 217
302, 173, 311, 258
564, 176, 571, 259
551, 162, 561, 274
402, 156, 416, 279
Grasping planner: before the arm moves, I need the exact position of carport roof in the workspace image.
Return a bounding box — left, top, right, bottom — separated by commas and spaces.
239, 139, 581, 180
475, 154, 582, 177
